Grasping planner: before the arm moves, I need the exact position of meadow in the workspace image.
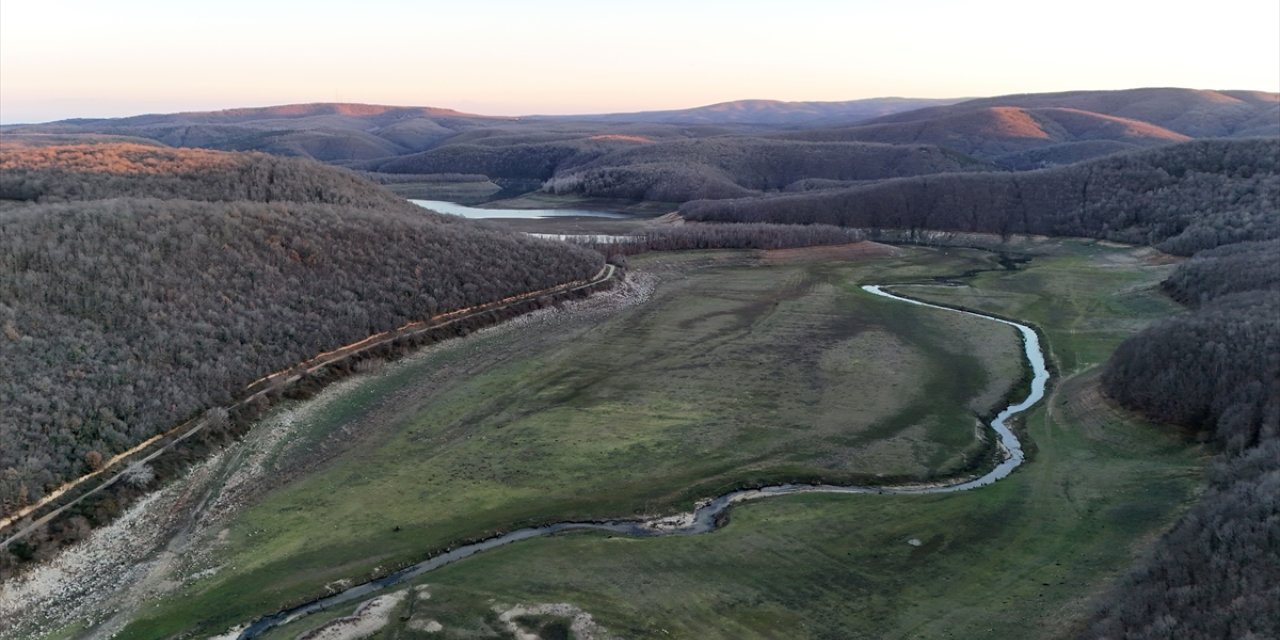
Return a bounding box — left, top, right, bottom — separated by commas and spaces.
77, 240, 1200, 639
84, 244, 1021, 637
313, 240, 1199, 639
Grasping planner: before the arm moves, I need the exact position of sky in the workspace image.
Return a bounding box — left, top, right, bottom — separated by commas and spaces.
2, 0, 1278, 123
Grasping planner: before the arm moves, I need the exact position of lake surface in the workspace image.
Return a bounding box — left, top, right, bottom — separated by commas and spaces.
411, 199, 632, 219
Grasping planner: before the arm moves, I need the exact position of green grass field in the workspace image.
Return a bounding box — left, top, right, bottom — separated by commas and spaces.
113, 241, 1201, 639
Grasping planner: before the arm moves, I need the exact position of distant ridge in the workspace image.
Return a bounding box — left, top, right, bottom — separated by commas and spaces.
57, 102, 498, 127
4, 88, 1275, 171
778, 88, 1279, 167
781, 105, 1195, 167
6, 103, 512, 162
530, 97, 965, 127
863, 88, 1280, 138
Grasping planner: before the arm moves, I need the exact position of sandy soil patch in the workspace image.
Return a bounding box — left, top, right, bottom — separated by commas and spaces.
407, 617, 443, 632
496, 602, 611, 640
206, 624, 247, 639
295, 590, 407, 640
641, 498, 712, 532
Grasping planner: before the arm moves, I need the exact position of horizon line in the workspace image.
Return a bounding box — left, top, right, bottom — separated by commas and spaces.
4, 86, 1279, 127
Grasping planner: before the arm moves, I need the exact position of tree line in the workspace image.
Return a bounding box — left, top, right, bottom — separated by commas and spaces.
1074, 144, 1280, 639
0, 145, 602, 518
0, 143, 414, 211
1087, 222, 1278, 639
681, 139, 1280, 255
665, 136, 1279, 637
569, 223, 866, 258
542, 138, 989, 202
369, 135, 991, 204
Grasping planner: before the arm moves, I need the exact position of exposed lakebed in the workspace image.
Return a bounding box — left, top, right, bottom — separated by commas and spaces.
237, 283, 1050, 639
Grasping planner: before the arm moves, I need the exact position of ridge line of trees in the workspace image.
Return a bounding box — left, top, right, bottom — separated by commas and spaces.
0, 144, 603, 523
681, 139, 1280, 256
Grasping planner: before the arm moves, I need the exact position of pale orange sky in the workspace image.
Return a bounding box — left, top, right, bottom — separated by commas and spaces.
2, 0, 1278, 123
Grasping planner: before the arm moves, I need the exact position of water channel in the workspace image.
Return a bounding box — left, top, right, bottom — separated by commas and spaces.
238, 283, 1050, 638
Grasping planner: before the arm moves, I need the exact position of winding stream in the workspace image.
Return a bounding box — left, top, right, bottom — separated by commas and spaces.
237, 284, 1050, 638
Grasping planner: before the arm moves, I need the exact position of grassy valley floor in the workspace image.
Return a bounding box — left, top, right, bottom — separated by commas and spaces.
329, 241, 1198, 640
8, 241, 1203, 639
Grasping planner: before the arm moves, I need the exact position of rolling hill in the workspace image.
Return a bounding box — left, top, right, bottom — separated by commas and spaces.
0, 141, 413, 208
531, 97, 963, 126
541, 137, 993, 201
865, 88, 1279, 138
775, 88, 1279, 168
780, 106, 1194, 168
6, 103, 508, 163
0, 143, 602, 525
681, 138, 1280, 255
5, 88, 1276, 195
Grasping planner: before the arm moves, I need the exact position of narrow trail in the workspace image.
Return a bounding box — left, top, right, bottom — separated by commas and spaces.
236, 283, 1051, 639
0, 265, 616, 549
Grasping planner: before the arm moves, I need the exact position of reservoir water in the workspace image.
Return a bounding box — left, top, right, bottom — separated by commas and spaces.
411, 199, 632, 219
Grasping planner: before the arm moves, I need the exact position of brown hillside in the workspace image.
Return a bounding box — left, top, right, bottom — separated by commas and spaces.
0, 143, 414, 209
863, 88, 1280, 138
781, 106, 1190, 165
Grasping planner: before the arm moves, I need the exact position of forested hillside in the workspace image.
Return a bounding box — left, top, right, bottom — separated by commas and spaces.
372, 135, 989, 202
682, 139, 1280, 254
1084, 437, 1280, 639
370, 137, 629, 181
1088, 263, 1279, 638
777, 89, 1278, 168
0, 143, 412, 210
1160, 239, 1280, 304
675, 136, 1280, 637
1104, 292, 1278, 450
10, 90, 1272, 199
5, 103, 507, 161
0, 145, 602, 517
779, 107, 1192, 168
861, 88, 1280, 138
531, 97, 961, 126
541, 138, 989, 201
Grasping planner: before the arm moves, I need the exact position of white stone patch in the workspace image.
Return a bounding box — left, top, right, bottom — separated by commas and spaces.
294, 589, 408, 640
495, 602, 611, 640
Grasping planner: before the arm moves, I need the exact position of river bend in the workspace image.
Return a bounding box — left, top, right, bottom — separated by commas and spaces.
237, 284, 1050, 638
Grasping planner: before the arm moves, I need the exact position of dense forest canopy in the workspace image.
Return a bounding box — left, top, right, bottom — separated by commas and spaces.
0, 145, 602, 516
541, 138, 990, 202
0, 143, 414, 210
1160, 239, 1280, 305
369, 135, 993, 203
1089, 290, 1279, 638
681, 139, 1280, 255
1103, 292, 1279, 450
1076, 143, 1279, 638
